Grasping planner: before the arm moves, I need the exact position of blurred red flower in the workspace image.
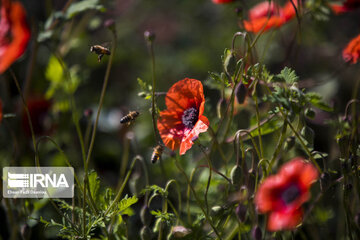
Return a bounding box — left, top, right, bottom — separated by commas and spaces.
212, 0, 234, 4
0, 0, 31, 73
22, 97, 52, 136
0, 99, 3, 123
157, 78, 209, 155
243, 1, 298, 33
255, 157, 318, 231
330, 0, 360, 14
343, 33, 360, 64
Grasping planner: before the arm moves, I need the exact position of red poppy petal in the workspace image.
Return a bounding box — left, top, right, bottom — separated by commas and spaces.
212, 0, 234, 4
248, 1, 280, 20
282, 1, 298, 21
0, 1, 31, 73
179, 116, 209, 155
342, 34, 360, 64
243, 16, 285, 33
157, 109, 184, 151
165, 78, 205, 111
280, 157, 318, 187
267, 207, 303, 231
255, 175, 287, 213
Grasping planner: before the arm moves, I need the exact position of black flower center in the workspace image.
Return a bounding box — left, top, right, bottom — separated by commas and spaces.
281, 184, 300, 205
182, 107, 199, 129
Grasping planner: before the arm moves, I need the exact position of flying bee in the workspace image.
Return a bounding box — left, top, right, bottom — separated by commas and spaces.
151, 144, 164, 164
120, 111, 140, 126
90, 45, 111, 62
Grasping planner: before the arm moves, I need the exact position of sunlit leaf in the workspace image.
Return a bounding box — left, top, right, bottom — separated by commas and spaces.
65, 0, 105, 19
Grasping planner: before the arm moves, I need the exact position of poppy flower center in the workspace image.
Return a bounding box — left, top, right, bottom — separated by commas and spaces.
182, 107, 199, 129
281, 184, 300, 205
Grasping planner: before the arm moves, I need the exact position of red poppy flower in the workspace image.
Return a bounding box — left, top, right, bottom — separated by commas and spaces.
330, 0, 360, 14
255, 157, 318, 231
0, 0, 31, 73
157, 78, 209, 155
0, 99, 3, 123
243, 1, 298, 33
22, 97, 52, 136
212, 0, 234, 4
342, 33, 360, 64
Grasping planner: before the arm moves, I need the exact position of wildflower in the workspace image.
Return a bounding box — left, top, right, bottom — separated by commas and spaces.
22, 97, 52, 136
0, 0, 31, 73
330, 0, 360, 14
157, 78, 209, 155
342, 33, 360, 64
212, 0, 234, 4
243, 1, 298, 33
255, 157, 318, 231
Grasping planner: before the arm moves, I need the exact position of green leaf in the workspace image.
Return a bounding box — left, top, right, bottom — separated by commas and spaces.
273, 67, 299, 84
88, 171, 100, 202
65, 0, 105, 19
117, 195, 138, 213
249, 117, 283, 137
45, 56, 81, 111
306, 92, 333, 112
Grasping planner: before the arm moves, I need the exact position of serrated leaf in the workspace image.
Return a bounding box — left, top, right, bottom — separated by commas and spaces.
88, 171, 100, 202
276, 67, 299, 84
306, 92, 333, 112
109, 195, 138, 218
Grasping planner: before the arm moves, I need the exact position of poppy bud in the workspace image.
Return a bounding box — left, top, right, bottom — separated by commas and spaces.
84, 108, 93, 118
144, 30, 156, 42
305, 108, 316, 119
171, 226, 192, 238
235, 83, 248, 104
251, 225, 262, 240
224, 50, 237, 77
140, 206, 152, 226
104, 19, 116, 33
337, 136, 348, 158
235, 8, 243, 17
300, 126, 314, 148
129, 173, 144, 195
217, 98, 227, 119
320, 172, 330, 192
211, 205, 224, 217
284, 136, 295, 151
230, 165, 242, 188
235, 204, 247, 222
140, 226, 153, 240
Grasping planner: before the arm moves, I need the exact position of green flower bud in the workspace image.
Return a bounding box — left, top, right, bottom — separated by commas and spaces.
230, 165, 242, 188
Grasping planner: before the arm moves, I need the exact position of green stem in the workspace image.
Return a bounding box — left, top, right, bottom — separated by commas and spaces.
85, 30, 117, 172
254, 89, 264, 159
104, 156, 140, 216
174, 156, 222, 239
9, 69, 37, 159
198, 144, 213, 215
267, 120, 288, 172
146, 38, 161, 142
164, 179, 182, 224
